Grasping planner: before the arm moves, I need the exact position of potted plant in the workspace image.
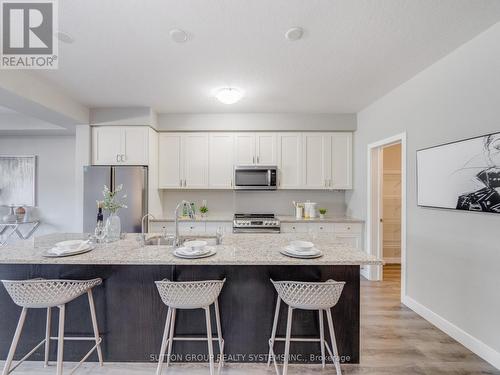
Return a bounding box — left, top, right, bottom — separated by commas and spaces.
101, 184, 127, 242
319, 208, 327, 219
200, 205, 208, 218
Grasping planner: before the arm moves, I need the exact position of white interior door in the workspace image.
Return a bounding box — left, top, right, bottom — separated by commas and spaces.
302, 133, 331, 189
184, 133, 209, 188
255, 133, 277, 164
92, 127, 123, 165
234, 133, 256, 165
122, 127, 149, 165
278, 133, 302, 189
331, 133, 352, 189
209, 133, 234, 188
158, 133, 182, 188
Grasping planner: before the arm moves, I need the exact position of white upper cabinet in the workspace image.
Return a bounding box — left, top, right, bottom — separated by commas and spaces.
158, 133, 209, 189
255, 133, 277, 165
183, 133, 209, 188
158, 133, 182, 188
158, 131, 352, 190
277, 133, 302, 189
92, 126, 149, 165
331, 133, 352, 189
302, 133, 331, 189
209, 133, 234, 188
234, 133, 276, 165
234, 134, 256, 165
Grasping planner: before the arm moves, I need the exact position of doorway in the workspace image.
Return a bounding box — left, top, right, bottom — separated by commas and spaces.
366, 133, 407, 301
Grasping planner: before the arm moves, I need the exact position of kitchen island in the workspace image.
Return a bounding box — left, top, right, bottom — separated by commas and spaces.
0, 233, 380, 365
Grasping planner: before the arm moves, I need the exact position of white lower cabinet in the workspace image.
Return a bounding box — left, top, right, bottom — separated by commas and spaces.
281, 222, 363, 250
149, 221, 232, 235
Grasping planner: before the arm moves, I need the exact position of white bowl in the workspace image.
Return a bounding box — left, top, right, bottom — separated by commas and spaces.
289, 240, 314, 252
183, 240, 208, 252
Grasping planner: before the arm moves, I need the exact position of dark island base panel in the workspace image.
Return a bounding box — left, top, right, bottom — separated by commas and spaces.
0, 265, 359, 365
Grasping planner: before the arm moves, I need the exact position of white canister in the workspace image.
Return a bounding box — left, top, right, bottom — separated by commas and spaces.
295, 206, 304, 219
303, 201, 317, 219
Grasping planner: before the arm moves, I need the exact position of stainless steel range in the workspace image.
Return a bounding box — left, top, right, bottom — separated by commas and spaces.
233, 213, 281, 233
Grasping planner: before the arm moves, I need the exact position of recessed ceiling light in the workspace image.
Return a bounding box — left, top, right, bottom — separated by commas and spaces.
55, 31, 74, 44
214, 87, 244, 105
169, 28, 189, 43
285, 27, 304, 41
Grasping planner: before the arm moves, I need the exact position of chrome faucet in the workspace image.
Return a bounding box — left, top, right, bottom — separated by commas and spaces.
140, 213, 155, 243
174, 200, 195, 247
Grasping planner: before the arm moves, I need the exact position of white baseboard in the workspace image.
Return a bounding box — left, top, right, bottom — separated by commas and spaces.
403, 296, 500, 370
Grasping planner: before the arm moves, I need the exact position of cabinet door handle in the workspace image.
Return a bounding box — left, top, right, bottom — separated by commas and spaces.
121, 154, 126, 162
253, 156, 255, 164
116, 155, 120, 162
184, 179, 187, 187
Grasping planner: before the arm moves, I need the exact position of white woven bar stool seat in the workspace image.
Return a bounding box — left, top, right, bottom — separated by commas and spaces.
2, 278, 102, 308
155, 279, 224, 309
155, 279, 225, 375
268, 279, 346, 375
272, 279, 345, 310
1, 278, 104, 375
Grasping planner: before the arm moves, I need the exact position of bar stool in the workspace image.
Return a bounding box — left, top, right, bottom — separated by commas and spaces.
267, 279, 345, 375
155, 278, 225, 375
1, 278, 103, 375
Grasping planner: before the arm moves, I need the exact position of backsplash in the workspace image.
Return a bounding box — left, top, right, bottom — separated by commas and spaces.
157, 190, 346, 218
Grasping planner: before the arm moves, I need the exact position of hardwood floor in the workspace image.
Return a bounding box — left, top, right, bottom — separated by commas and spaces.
1, 265, 498, 374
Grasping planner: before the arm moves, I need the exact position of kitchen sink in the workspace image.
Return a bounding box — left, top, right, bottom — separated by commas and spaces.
142, 235, 219, 246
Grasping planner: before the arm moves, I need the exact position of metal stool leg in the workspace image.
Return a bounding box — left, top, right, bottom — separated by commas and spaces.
267, 296, 281, 369
2, 307, 28, 375
166, 308, 176, 368
282, 306, 293, 375
87, 290, 103, 366
205, 307, 215, 375
56, 305, 66, 375
318, 309, 325, 368
214, 299, 224, 373
326, 308, 342, 375
44, 308, 51, 367
156, 307, 172, 375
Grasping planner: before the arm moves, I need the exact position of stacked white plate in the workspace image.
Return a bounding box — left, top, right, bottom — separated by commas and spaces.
280, 240, 322, 259
42, 240, 94, 258
173, 240, 216, 259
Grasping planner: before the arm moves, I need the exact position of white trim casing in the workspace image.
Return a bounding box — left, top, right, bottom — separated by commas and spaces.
366, 132, 407, 302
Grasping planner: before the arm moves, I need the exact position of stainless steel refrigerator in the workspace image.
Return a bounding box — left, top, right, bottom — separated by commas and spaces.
83, 166, 148, 233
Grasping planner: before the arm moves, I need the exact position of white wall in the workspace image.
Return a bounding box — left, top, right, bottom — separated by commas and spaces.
159, 190, 346, 219
0, 136, 78, 235
158, 113, 356, 131
347, 23, 500, 366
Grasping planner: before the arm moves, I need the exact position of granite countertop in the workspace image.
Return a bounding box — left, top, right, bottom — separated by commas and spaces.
151, 215, 363, 223
150, 215, 233, 222
0, 233, 381, 266
277, 216, 364, 223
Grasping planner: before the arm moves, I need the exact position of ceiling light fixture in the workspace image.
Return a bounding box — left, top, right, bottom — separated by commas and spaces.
169, 28, 189, 43
214, 87, 244, 104
55, 31, 74, 44
285, 27, 304, 41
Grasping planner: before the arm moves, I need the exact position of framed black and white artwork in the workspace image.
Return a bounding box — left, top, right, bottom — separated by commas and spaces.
417, 132, 500, 213
0, 156, 37, 207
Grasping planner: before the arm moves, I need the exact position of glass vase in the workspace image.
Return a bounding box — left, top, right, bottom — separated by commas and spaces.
105, 212, 121, 242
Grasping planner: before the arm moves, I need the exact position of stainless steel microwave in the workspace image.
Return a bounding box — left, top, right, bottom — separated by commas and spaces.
234, 165, 278, 190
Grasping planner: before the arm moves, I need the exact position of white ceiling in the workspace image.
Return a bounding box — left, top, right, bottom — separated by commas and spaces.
0, 105, 66, 135
36, 0, 500, 113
